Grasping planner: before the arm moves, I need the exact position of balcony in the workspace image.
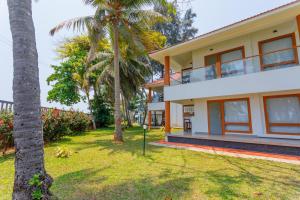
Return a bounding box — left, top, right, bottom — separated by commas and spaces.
165, 47, 300, 101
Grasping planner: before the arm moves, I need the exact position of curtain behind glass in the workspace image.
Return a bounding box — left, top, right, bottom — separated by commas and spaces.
267, 97, 300, 123
262, 37, 294, 66
221, 49, 244, 77
224, 100, 249, 123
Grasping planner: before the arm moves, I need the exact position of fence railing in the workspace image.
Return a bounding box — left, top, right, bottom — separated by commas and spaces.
171, 46, 300, 86
0, 100, 86, 114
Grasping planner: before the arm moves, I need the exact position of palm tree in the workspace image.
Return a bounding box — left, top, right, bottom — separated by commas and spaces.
7, 0, 52, 199
50, 0, 166, 142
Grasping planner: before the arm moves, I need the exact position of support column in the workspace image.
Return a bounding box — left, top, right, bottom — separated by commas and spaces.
164, 56, 171, 134
147, 88, 152, 130
148, 111, 152, 130
297, 15, 300, 40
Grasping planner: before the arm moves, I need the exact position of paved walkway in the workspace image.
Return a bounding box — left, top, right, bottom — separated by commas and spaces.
149, 140, 300, 165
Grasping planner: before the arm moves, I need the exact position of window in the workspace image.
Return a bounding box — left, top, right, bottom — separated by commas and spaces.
207, 98, 252, 134
182, 68, 192, 84
205, 47, 245, 78
223, 99, 252, 133
264, 94, 300, 135
259, 33, 298, 70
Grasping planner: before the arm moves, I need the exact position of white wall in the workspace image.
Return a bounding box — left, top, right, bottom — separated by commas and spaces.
191, 92, 300, 140
192, 20, 299, 68
165, 66, 300, 101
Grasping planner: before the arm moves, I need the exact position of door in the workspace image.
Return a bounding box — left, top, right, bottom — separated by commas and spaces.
208, 102, 223, 135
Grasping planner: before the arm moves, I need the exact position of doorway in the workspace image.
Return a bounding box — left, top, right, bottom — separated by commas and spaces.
208, 101, 223, 135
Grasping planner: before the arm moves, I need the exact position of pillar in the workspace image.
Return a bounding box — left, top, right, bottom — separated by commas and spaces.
164, 56, 171, 133
297, 15, 300, 40
147, 88, 152, 130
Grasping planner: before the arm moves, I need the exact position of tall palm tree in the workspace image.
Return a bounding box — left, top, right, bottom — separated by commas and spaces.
50, 0, 166, 142
7, 0, 52, 199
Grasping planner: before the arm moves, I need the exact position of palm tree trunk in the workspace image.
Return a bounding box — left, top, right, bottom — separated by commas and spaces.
85, 90, 96, 130
124, 99, 132, 127
7, 0, 53, 199
113, 24, 123, 142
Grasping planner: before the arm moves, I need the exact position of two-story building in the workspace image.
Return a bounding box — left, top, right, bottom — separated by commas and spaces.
149, 1, 300, 151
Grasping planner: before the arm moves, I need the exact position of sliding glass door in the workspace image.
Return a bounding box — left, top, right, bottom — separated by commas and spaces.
208, 98, 252, 135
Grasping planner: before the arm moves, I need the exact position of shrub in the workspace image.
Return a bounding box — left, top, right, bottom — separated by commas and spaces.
42, 109, 92, 142
91, 95, 114, 128
0, 112, 14, 154
64, 111, 91, 133
42, 109, 70, 142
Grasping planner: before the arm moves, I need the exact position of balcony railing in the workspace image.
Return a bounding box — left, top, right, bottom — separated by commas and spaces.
171, 47, 300, 86
151, 94, 164, 103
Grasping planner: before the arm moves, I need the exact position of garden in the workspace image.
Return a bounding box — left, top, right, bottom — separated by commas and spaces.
1, 127, 300, 200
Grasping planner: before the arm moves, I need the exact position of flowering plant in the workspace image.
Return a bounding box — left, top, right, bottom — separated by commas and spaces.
0, 112, 14, 154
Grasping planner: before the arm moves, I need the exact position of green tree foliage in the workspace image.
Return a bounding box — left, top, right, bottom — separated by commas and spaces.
47, 36, 91, 106
151, 1, 198, 77
91, 92, 114, 128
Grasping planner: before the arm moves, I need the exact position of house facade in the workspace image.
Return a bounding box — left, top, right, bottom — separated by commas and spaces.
149, 1, 300, 141
145, 74, 184, 129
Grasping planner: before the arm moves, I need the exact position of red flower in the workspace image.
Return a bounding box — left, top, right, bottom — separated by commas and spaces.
0, 120, 4, 126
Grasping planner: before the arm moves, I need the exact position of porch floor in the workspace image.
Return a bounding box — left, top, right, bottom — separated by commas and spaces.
168, 132, 300, 148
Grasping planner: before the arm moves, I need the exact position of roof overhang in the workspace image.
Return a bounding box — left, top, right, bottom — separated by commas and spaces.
150, 1, 300, 66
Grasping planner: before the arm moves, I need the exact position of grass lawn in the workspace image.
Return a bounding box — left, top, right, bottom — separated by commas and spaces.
1, 127, 300, 200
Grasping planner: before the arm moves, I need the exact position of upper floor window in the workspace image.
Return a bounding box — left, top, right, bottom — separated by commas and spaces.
259, 33, 298, 70
182, 68, 192, 84
205, 47, 245, 78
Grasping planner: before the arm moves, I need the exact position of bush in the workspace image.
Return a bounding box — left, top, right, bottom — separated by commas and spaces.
0, 112, 14, 154
42, 109, 70, 142
64, 111, 91, 133
91, 95, 114, 128
42, 109, 92, 142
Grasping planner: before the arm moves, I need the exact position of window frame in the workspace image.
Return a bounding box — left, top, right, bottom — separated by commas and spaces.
263, 94, 300, 136
207, 98, 253, 135
204, 46, 246, 78
258, 33, 299, 70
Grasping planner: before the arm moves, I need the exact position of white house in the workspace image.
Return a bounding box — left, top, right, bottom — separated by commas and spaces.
149, 1, 300, 149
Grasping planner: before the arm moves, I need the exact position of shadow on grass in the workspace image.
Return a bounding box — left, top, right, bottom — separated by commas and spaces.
60, 127, 164, 156
0, 153, 14, 164
53, 168, 194, 200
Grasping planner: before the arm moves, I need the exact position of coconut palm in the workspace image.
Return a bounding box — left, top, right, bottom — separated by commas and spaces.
7, 0, 52, 199
50, 0, 166, 142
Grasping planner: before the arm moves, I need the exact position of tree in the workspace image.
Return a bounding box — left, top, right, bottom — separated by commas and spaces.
7, 0, 52, 199
152, 1, 198, 77
50, 0, 167, 142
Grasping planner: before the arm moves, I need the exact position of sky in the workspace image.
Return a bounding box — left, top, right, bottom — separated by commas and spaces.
0, 0, 295, 111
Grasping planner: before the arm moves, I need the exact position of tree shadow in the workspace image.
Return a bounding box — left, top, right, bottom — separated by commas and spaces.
53, 169, 194, 200
0, 152, 15, 164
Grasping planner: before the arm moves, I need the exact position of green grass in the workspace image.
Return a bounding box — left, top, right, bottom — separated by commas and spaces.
1, 127, 300, 200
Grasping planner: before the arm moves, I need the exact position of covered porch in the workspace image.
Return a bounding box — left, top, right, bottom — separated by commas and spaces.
166, 131, 300, 156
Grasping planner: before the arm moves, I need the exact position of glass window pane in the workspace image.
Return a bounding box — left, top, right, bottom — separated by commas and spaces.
225, 125, 250, 132
266, 96, 300, 124
262, 37, 293, 53
221, 49, 243, 63
182, 69, 192, 84
261, 36, 295, 66
270, 126, 300, 134
224, 100, 249, 123
206, 55, 217, 65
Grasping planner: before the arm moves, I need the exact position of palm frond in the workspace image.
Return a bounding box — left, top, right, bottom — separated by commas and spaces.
50, 16, 94, 36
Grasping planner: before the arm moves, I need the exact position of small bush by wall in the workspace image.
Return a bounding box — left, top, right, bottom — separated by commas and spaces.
0, 109, 92, 153
0, 112, 14, 154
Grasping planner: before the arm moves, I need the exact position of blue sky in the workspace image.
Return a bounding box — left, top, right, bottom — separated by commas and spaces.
0, 0, 295, 111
